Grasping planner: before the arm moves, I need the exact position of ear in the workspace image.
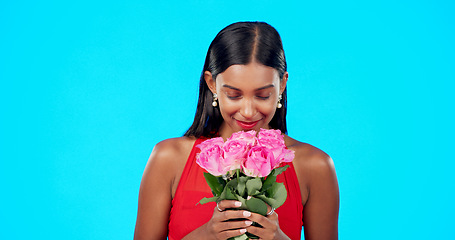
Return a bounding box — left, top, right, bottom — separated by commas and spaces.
204, 71, 217, 94
280, 72, 289, 94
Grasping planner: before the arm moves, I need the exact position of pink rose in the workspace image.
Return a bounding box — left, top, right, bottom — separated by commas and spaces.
223, 139, 249, 171
196, 137, 228, 176
274, 148, 295, 167
242, 145, 274, 177
257, 128, 285, 146
258, 128, 295, 168
229, 130, 257, 146
197, 137, 225, 151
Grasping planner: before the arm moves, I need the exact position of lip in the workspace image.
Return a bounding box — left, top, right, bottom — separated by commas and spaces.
235, 119, 261, 129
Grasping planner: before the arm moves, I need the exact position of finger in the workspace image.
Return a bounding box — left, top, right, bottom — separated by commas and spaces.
216, 200, 242, 211
217, 228, 247, 240
265, 203, 276, 218
244, 213, 280, 240
244, 211, 277, 229
218, 219, 253, 231
216, 209, 253, 222
245, 224, 276, 239
266, 203, 272, 213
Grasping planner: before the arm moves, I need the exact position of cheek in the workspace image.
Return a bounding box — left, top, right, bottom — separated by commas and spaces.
218, 100, 239, 115
257, 101, 277, 116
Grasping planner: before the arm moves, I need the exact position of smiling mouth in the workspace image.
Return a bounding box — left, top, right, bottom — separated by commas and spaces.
235, 119, 261, 129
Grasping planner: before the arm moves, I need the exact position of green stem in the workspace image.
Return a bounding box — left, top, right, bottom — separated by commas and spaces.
236, 169, 240, 181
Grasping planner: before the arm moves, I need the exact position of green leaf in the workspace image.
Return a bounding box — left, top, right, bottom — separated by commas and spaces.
271, 165, 289, 177
262, 165, 289, 192
227, 178, 239, 187
262, 175, 276, 191
203, 172, 225, 196
267, 182, 286, 198
255, 194, 273, 208
198, 196, 219, 205
219, 178, 238, 200
234, 195, 247, 210
246, 178, 262, 196
256, 182, 288, 209
237, 176, 248, 197
225, 186, 237, 200
245, 197, 268, 216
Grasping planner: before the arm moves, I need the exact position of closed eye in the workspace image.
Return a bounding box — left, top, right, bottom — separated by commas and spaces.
255, 91, 272, 100
256, 95, 270, 100
227, 95, 241, 100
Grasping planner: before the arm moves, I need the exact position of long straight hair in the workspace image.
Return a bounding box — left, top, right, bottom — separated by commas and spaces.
184, 22, 288, 138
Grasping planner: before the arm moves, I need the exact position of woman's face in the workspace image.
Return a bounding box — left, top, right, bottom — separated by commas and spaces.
205, 62, 288, 139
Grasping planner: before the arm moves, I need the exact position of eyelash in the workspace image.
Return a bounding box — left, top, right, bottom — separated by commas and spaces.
227, 95, 241, 100
256, 96, 270, 100
226, 95, 270, 100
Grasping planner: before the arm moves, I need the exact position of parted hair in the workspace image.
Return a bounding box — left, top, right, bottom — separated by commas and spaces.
184, 21, 288, 138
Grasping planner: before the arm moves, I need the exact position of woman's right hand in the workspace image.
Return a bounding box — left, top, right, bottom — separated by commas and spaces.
183, 200, 253, 240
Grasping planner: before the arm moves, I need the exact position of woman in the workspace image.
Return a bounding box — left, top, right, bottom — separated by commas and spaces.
134, 22, 339, 240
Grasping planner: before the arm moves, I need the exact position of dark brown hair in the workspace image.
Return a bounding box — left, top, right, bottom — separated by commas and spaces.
184, 21, 288, 138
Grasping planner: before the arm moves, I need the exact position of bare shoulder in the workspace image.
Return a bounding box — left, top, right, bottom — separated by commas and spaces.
143, 136, 197, 198
284, 135, 334, 171
135, 137, 197, 239
284, 135, 338, 205
149, 136, 197, 165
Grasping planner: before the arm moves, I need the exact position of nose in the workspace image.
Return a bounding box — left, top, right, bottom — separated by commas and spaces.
240, 99, 256, 119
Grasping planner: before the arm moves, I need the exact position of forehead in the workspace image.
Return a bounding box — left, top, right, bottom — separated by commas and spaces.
216, 63, 280, 90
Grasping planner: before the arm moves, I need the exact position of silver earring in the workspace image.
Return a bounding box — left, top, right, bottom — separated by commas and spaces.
212, 93, 218, 107
277, 94, 282, 108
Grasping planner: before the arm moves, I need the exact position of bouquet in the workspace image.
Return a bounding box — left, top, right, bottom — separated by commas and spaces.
196, 128, 295, 240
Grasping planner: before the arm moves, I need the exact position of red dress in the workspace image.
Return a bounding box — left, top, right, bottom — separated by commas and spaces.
168, 138, 303, 239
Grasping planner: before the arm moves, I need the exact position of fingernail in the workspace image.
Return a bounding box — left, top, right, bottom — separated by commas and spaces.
245, 220, 253, 226
240, 229, 247, 234
234, 201, 242, 207
243, 211, 251, 217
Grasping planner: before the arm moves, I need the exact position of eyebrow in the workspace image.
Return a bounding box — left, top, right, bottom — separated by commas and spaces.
222, 84, 275, 91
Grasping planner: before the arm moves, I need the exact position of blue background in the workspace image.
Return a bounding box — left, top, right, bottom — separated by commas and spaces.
1, 0, 454, 239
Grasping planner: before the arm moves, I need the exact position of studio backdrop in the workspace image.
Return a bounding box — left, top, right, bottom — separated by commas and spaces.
1, 0, 454, 239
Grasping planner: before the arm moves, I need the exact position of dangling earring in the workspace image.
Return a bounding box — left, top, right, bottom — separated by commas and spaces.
277, 94, 282, 108
212, 93, 218, 107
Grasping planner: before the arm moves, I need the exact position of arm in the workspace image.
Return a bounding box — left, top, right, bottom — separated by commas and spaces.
134, 140, 255, 240
302, 152, 340, 240
134, 140, 177, 240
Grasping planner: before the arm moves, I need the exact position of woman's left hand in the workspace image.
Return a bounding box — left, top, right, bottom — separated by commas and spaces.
243, 206, 290, 240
